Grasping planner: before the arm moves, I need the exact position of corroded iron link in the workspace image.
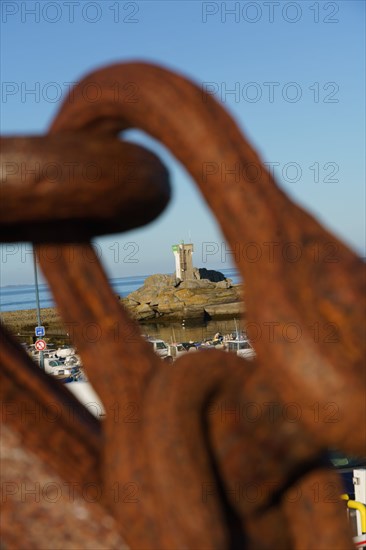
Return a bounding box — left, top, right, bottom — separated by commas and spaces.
1, 62, 364, 549
0, 134, 170, 242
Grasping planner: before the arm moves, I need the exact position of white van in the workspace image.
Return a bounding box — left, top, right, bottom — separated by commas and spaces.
146, 338, 172, 360
225, 338, 256, 360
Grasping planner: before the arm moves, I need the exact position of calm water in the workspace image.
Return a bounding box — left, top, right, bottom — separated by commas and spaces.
0, 268, 241, 313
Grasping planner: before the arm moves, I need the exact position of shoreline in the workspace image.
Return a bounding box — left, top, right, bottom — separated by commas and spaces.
1, 305, 244, 346
1, 307, 64, 334
1, 308, 68, 346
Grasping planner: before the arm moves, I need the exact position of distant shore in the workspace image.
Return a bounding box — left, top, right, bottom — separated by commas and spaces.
1, 308, 65, 340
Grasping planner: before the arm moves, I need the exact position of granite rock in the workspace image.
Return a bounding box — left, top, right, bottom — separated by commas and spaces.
123, 270, 243, 321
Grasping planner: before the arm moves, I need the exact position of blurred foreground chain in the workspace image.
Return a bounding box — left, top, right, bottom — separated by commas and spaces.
0, 62, 365, 549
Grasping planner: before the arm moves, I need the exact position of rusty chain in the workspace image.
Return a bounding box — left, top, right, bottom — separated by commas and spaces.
1, 62, 365, 549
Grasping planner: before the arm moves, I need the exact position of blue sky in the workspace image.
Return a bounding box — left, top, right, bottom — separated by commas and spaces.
0, 0, 365, 285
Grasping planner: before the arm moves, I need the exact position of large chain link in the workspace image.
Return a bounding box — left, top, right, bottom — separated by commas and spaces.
1, 62, 364, 549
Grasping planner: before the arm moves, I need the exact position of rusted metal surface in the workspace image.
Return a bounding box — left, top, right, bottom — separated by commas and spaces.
1, 61, 365, 549
0, 134, 170, 242
1, 423, 127, 550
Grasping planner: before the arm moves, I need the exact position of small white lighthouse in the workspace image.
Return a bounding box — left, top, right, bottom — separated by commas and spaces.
172, 242, 194, 281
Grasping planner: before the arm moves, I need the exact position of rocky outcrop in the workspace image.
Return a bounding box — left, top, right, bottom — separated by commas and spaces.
123, 270, 243, 322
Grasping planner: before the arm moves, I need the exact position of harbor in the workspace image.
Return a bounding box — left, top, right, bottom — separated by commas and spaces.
0, 288, 244, 347
0, 244, 243, 345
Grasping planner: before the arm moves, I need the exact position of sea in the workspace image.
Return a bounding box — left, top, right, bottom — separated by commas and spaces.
0, 267, 241, 313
